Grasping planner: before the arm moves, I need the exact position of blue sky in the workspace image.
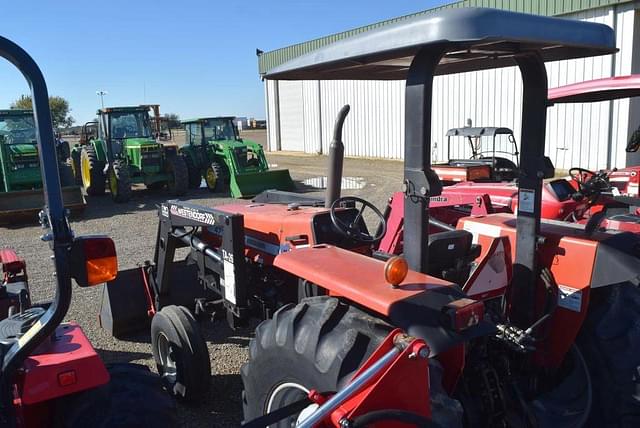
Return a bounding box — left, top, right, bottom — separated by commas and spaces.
0, 0, 447, 124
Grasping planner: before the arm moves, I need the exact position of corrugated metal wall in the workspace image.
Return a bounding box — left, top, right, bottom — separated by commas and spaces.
266, 3, 638, 170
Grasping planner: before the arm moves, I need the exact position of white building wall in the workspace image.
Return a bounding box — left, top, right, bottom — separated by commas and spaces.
265, 4, 638, 169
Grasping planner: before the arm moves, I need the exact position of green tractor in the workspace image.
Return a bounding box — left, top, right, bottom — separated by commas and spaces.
0, 109, 85, 222
180, 116, 294, 197
71, 105, 188, 203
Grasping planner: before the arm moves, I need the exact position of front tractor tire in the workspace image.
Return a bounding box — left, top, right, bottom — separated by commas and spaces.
205, 161, 229, 193
108, 160, 132, 203
183, 154, 202, 189
241, 297, 393, 427
578, 282, 640, 426
151, 305, 211, 402
80, 145, 105, 196
165, 154, 189, 196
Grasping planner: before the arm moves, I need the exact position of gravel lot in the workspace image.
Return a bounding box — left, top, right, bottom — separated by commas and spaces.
1, 131, 404, 427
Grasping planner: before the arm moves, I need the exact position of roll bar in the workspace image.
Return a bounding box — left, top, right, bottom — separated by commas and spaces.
0, 35, 74, 417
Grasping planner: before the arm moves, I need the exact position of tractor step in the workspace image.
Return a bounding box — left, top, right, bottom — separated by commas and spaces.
0, 186, 86, 225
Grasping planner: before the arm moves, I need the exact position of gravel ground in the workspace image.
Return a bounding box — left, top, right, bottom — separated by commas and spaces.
0, 134, 404, 427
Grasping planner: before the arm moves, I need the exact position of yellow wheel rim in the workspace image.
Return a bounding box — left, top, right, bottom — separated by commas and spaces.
205, 168, 217, 189
109, 169, 118, 196
81, 151, 91, 188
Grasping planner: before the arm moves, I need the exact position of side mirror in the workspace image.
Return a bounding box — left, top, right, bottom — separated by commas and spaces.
69, 236, 118, 287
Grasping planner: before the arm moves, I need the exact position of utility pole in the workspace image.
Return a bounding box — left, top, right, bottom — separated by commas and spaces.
96, 90, 108, 109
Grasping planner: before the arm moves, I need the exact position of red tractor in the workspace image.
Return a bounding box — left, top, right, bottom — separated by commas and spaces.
100, 8, 640, 427
0, 36, 174, 427
432, 126, 519, 184
431, 74, 640, 234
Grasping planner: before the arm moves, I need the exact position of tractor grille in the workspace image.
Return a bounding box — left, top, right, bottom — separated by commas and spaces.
141, 147, 162, 168
11, 155, 39, 170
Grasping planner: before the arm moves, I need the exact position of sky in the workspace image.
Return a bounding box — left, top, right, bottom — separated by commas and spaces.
0, 0, 447, 124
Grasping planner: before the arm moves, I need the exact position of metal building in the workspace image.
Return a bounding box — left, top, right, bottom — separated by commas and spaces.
258, 0, 640, 170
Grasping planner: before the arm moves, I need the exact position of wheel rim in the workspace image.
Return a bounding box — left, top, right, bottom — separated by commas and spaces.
109, 169, 118, 196
81, 151, 91, 188
266, 382, 313, 427
156, 332, 178, 384
205, 167, 217, 189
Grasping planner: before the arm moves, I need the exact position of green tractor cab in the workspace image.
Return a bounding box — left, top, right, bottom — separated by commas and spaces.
0, 109, 85, 223
180, 116, 294, 198
71, 105, 188, 203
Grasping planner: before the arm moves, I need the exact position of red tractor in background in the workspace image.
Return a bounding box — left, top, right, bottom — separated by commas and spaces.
0, 36, 174, 427
100, 8, 640, 428
431, 74, 640, 235
432, 125, 519, 184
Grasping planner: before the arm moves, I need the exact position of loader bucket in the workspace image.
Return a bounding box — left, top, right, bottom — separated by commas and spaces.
0, 186, 86, 225
230, 169, 295, 198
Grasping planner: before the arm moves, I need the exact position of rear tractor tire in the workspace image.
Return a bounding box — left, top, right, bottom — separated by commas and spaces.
151, 305, 211, 402
80, 145, 105, 196
70, 149, 82, 185
58, 164, 75, 187
183, 154, 202, 189
205, 161, 229, 193
165, 154, 189, 196
54, 363, 176, 427
108, 160, 132, 203
578, 282, 640, 426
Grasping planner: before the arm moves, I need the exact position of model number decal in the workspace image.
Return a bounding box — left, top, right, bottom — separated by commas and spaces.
557, 285, 582, 312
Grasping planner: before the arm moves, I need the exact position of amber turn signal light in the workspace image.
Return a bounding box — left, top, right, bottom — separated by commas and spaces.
384, 256, 408, 286
70, 236, 118, 287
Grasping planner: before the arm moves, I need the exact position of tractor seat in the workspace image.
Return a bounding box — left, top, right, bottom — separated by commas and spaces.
0, 307, 45, 340
426, 230, 479, 284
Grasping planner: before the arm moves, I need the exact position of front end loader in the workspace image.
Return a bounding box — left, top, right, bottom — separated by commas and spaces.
71, 105, 188, 203
180, 116, 294, 197
0, 109, 84, 223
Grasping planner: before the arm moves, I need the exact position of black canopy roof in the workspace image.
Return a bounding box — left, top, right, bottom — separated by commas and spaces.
446, 126, 514, 137
264, 8, 616, 81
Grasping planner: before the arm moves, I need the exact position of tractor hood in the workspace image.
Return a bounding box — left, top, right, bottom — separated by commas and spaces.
8, 143, 38, 157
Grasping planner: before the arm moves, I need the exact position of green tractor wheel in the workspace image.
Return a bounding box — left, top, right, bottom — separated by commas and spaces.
109, 160, 132, 203
165, 154, 188, 196
183, 155, 202, 189
80, 146, 105, 196
205, 161, 229, 193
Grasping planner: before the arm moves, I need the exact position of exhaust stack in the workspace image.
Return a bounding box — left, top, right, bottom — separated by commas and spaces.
325, 104, 350, 208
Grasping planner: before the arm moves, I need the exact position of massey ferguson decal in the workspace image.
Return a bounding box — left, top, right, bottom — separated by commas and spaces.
170, 204, 217, 225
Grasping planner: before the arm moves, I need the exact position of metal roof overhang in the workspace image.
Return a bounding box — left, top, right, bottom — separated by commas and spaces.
264, 8, 616, 81
548, 74, 640, 103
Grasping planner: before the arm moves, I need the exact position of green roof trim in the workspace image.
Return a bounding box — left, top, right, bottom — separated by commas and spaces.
98, 106, 151, 114
181, 116, 236, 124
258, 0, 632, 75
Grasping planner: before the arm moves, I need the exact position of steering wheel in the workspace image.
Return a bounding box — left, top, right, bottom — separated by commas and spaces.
569, 167, 610, 198
330, 196, 387, 244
